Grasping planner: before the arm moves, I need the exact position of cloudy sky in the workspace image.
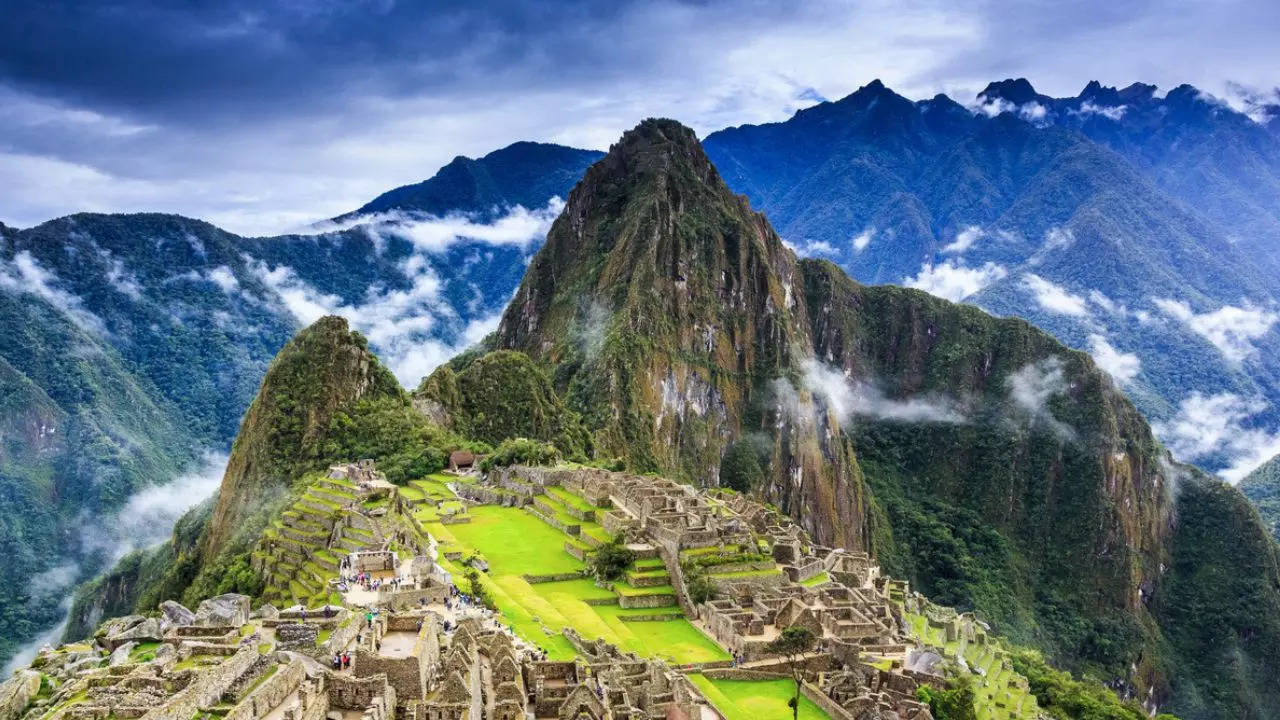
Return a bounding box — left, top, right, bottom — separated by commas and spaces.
2, 0, 1278, 234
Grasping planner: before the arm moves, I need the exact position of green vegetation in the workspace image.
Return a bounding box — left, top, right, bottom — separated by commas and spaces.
719, 440, 764, 492
766, 626, 818, 720
479, 437, 560, 472
588, 539, 636, 581
917, 677, 978, 720
426, 500, 725, 664
1239, 453, 1280, 540
688, 675, 832, 720
1009, 649, 1162, 720
416, 349, 593, 459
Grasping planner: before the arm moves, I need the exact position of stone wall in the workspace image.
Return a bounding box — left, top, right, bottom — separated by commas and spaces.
617, 593, 677, 609
138, 645, 257, 720
801, 681, 855, 720
327, 674, 391, 711
223, 659, 305, 720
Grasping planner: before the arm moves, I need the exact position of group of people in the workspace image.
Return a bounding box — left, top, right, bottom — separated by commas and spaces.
331, 651, 352, 670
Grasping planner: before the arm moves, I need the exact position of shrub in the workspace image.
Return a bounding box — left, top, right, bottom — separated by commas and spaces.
480, 437, 560, 471
916, 676, 978, 720
590, 539, 635, 581
685, 566, 715, 604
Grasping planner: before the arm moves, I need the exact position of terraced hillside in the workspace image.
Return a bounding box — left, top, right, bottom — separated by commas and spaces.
411, 477, 728, 664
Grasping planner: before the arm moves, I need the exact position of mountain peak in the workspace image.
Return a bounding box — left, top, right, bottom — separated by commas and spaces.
202, 315, 403, 557
978, 77, 1048, 106
1118, 82, 1158, 103
1078, 80, 1123, 106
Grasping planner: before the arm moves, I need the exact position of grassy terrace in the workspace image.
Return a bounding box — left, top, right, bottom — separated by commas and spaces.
426, 494, 727, 665
904, 612, 1038, 720
688, 675, 832, 720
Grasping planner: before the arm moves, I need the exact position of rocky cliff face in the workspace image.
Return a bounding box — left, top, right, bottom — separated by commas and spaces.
493, 119, 872, 550
202, 316, 402, 557
488, 118, 1280, 717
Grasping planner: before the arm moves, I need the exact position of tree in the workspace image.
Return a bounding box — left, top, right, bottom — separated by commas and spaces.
719, 441, 763, 492
589, 539, 635, 581
765, 626, 817, 720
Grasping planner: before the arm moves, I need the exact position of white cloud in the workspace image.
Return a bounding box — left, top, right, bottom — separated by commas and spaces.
791, 239, 839, 257
1072, 101, 1127, 120
6, 452, 226, 675
1087, 289, 1125, 315
1087, 334, 1140, 383
0, 250, 106, 333
1153, 298, 1278, 362
903, 259, 1007, 302
1021, 273, 1089, 317
941, 225, 984, 254
1007, 357, 1076, 441
1154, 392, 1280, 483
317, 198, 563, 254
969, 98, 1050, 125
801, 359, 965, 424
254, 203, 553, 386
851, 228, 874, 253
207, 266, 240, 293
1028, 226, 1075, 266
100, 252, 143, 300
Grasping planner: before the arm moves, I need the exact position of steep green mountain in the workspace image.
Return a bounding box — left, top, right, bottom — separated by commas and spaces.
1239, 453, 1280, 539
488, 118, 1280, 718
65, 316, 466, 636
493, 119, 872, 550
201, 316, 404, 557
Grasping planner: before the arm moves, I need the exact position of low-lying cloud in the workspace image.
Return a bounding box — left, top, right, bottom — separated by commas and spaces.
800, 359, 966, 425
1153, 298, 1278, 362
313, 200, 563, 255
1087, 334, 1141, 383
851, 228, 874, 253
1154, 392, 1280, 483
1007, 357, 1076, 441
941, 225, 984, 254
903, 259, 1007, 302
1021, 273, 1089, 317
253, 202, 557, 386
0, 250, 106, 333
4, 452, 226, 674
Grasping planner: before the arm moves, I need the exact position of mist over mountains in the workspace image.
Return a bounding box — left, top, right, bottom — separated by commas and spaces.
3, 76, 1280, 681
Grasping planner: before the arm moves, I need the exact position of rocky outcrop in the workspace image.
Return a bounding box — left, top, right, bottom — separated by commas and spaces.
196, 594, 251, 627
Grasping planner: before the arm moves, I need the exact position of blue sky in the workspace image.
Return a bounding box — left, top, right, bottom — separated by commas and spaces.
2, 0, 1278, 233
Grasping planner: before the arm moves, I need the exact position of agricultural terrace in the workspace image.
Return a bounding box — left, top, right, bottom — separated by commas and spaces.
689, 675, 833, 720
419, 491, 728, 665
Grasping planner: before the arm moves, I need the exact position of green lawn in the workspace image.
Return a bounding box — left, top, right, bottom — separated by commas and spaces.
547, 486, 608, 513
688, 675, 831, 720
425, 503, 727, 665
445, 505, 585, 575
